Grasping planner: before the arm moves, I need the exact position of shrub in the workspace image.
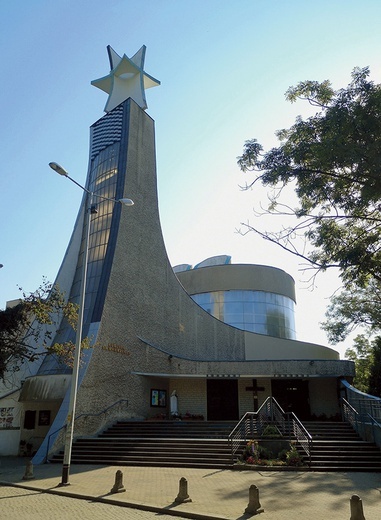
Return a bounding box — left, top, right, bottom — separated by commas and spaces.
240, 439, 304, 467
257, 445, 274, 460
278, 448, 289, 461
285, 446, 304, 467
262, 425, 281, 437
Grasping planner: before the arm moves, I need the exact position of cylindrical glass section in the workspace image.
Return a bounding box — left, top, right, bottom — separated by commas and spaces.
192, 290, 296, 339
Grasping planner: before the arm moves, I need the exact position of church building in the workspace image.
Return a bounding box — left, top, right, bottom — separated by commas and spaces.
0, 46, 354, 461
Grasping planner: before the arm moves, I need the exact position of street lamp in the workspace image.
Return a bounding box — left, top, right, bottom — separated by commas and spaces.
49, 161, 133, 486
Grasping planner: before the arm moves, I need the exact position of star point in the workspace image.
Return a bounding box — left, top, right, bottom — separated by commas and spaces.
91, 45, 160, 113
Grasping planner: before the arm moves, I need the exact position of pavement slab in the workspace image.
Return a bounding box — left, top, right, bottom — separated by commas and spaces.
1, 457, 381, 519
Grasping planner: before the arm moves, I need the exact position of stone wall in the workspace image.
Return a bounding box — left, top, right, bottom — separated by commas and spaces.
168, 379, 207, 418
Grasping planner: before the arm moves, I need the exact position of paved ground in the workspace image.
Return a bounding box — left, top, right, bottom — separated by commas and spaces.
0, 457, 380, 519
0, 486, 190, 520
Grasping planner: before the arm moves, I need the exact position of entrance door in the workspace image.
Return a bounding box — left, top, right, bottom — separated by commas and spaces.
271, 379, 310, 420
207, 379, 239, 421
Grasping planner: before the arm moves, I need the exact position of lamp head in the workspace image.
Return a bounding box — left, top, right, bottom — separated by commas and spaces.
49, 162, 69, 176
119, 198, 134, 206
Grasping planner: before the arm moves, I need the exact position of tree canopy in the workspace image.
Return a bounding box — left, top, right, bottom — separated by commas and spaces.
322, 280, 381, 396
237, 67, 381, 391
0, 279, 89, 381
344, 335, 381, 396
237, 67, 381, 287
322, 279, 381, 343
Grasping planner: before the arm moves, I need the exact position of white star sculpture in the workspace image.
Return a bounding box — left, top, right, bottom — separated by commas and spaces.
91, 45, 160, 113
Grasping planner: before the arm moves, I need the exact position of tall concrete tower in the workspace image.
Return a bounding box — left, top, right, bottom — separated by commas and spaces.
33, 46, 248, 462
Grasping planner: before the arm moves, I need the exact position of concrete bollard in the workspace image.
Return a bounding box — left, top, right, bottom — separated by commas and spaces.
110, 469, 126, 494
174, 477, 192, 503
22, 460, 35, 481
244, 484, 264, 515
350, 494, 366, 520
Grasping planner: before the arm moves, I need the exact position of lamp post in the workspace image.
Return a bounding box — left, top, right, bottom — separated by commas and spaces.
49, 162, 133, 486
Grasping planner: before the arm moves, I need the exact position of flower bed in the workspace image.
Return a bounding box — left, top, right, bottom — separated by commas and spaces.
237, 439, 305, 469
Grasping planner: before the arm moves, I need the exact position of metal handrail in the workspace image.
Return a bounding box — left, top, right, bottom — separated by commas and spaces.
366, 413, 381, 446
354, 399, 381, 422
228, 397, 312, 464
367, 412, 381, 429
228, 412, 256, 461
287, 412, 312, 465
45, 398, 128, 462
228, 397, 279, 461
341, 397, 381, 447
228, 397, 284, 455
341, 397, 359, 431
340, 379, 381, 422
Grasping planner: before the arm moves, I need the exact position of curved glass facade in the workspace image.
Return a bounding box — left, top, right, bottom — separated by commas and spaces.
191, 290, 296, 339
38, 143, 121, 375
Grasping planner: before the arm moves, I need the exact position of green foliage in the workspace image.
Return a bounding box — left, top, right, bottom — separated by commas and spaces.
257, 444, 274, 460
341, 335, 381, 396
238, 67, 381, 388
322, 282, 381, 395
322, 280, 381, 343
261, 425, 281, 437
368, 337, 381, 397
240, 440, 303, 467
344, 335, 373, 393
278, 448, 289, 462
285, 446, 304, 467
237, 67, 381, 287
0, 278, 89, 380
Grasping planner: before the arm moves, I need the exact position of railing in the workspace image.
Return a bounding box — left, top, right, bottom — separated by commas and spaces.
352, 399, 381, 422
341, 397, 359, 431
228, 397, 312, 464
256, 396, 286, 435
341, 379, 381, 423
341, 396, 381, 447
288, 412, 312, 465
45, 398, 128, 462
228, 413, 255, 461
341, 379, 381, 447
367, 413, 381, 447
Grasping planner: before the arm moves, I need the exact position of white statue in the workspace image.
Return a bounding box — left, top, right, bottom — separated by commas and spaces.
92, 45, 160, 113
170, 390, 178, 416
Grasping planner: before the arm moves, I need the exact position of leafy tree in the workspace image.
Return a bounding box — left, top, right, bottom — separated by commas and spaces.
368, 337, 381, 397
322, 280, 381, 343
237, 67, 381, 288
344, 335, 374, 393
344, 335, 381, 396
0, 279, 90, 380
237, 67, 381, 386
322, 281, 381, 395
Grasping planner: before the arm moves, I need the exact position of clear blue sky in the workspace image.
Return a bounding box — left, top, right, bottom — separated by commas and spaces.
1, 0, 381, 358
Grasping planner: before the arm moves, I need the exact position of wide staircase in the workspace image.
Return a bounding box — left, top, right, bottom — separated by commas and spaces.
49, 420, 236, 469
49, 419, 381, 471
302, 421, 381, 471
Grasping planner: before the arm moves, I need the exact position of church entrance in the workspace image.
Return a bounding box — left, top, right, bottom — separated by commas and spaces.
207, 379, 239, 421
271, 379, 310, 420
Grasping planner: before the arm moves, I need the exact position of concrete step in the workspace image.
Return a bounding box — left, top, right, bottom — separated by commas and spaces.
48, 419, 381, 472
50, 456, 233, 469
49, 420, 236, 469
